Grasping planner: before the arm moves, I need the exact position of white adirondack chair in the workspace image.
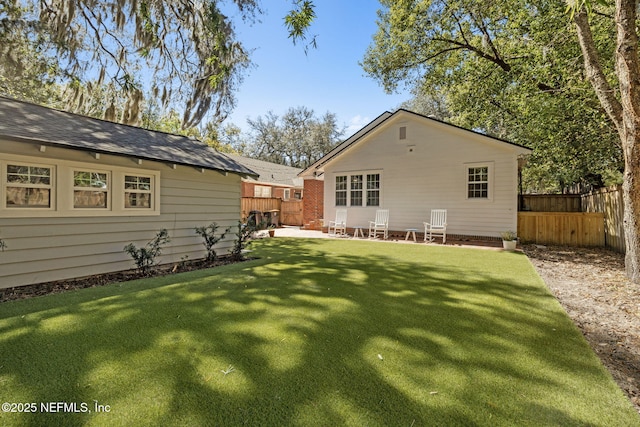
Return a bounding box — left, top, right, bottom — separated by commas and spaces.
328, 209, 348, 236
424, 209, 447, 243
368, 209, 389, 239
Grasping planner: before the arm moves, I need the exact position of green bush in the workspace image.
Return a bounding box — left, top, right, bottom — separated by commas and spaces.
124, 229, 170, 275
230, 221, 257, 260
195, 222, 231, 262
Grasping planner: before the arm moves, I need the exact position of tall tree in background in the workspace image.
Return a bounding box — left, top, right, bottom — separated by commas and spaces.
363, 0, 640, 282
0, 0, 317, 127
362, 0, 621, 193
245, 106, 344, 168
0, 2, 62, 106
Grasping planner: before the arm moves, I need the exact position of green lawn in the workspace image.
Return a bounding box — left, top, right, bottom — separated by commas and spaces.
0, 238, 638, 426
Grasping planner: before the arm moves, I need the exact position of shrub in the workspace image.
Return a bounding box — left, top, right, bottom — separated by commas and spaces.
501, 230, 517, 241
124, 229, 171, 275
230, 221, 257, 261
195, 222, 231, 262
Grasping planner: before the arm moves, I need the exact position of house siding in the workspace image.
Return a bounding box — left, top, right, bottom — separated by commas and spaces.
0, 141, 241, 289
323, 115, 521, 237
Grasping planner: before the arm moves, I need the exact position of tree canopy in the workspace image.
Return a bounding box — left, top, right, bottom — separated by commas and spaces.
363, 0, 622, 192
0, 0, 317, 127
243, 106, 344, 168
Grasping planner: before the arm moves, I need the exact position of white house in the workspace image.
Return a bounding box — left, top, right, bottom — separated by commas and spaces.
299, 109, 532, 239
0, 96, 257, 289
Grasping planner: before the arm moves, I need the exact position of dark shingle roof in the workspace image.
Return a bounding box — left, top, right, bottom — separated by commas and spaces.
227, 154, 303, 187
0, 96, 257, 177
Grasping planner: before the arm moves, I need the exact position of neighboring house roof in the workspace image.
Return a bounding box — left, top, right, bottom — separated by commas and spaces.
227, 154, 303, 188
299, 109, 532, 177
0, 96, 257, 177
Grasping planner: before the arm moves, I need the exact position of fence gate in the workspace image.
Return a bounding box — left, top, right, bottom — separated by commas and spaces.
281, 200, 303, 226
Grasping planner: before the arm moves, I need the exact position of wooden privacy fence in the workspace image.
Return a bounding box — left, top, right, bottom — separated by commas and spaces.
240, 197, 304, 226
581, 185, 625, 253
241, 197, 280, 221
281, 200, 303, 226
521, 194, 581, 212
518, 212, 605, 247
519, 185, 624, 252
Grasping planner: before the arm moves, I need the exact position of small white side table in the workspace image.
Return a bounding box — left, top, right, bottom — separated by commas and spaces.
405, 228, 418, 242
353, 227, 365, 238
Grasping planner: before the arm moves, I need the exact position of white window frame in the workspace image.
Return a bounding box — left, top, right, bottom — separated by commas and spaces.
335, 176, 347, 206
124, 174, 154, 209
73, 169, 110, 210
335, 171, 382, 207
0, 154, 160, 217
465, 162, 493, 201
349, 174, 363, 206
283, 188, 291, 201
366, 173, 381, 207
254, 185, 272, 198
3, 161, 55, 211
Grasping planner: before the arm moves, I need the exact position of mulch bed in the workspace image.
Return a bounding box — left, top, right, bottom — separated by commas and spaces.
0, 257, 243, 303
522, 244, 640, 415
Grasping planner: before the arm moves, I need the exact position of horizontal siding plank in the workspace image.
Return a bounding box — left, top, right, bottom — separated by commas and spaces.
324, 116, 521, 238
0, 144, 243, 288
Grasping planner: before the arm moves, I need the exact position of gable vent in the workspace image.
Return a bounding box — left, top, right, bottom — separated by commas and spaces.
399, 126, 407, 140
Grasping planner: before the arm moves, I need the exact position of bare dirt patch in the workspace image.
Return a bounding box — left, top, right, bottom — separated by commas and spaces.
522, 244, 640, 414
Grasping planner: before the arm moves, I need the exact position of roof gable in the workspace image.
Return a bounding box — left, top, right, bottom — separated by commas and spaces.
0, 96, 256, 177
299, 109, 531, 177
226, 154, 303, 187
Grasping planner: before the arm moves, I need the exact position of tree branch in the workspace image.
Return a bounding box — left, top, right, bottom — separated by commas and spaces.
432, 37, 512, 71
573, 7, 623, 132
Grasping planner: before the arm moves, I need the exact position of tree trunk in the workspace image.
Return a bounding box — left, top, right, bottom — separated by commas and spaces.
622, 128, 640, 282
573, 0, 640, 283
616, 0, 640, 282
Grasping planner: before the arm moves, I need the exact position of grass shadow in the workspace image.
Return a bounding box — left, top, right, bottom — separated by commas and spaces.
0, 238, 637, 426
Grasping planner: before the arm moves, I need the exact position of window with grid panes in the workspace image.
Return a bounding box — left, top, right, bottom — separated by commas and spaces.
350, 175, 363, 206
124, 175, 152, 208
467, 166, 489, 198
73, 170, 109, 208
6, 164, 52, 208
366, 174, 380, 206
335, 175, 347, 206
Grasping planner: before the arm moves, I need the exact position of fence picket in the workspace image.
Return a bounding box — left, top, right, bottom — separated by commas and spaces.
518, 185, 624, 252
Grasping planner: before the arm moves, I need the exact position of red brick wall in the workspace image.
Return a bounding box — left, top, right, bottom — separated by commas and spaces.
303, 178, 324, 229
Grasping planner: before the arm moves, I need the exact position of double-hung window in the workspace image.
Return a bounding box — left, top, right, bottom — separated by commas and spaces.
366, 174, 380, 206
350, 175, 363, 206
467, 165, 490, 199
1, 155, 160, 217
254, 185, 272, 198
74, 170, 109, 209
124, 175, 153, 209
335, 176, 347, 206
6, 164, 53, 208
335, 172, 381, 207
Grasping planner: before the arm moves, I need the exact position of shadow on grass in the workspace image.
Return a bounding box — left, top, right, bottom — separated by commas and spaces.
0, 238, 637, 426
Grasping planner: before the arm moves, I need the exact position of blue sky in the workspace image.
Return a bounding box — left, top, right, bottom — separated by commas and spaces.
227, 0, 410, 136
